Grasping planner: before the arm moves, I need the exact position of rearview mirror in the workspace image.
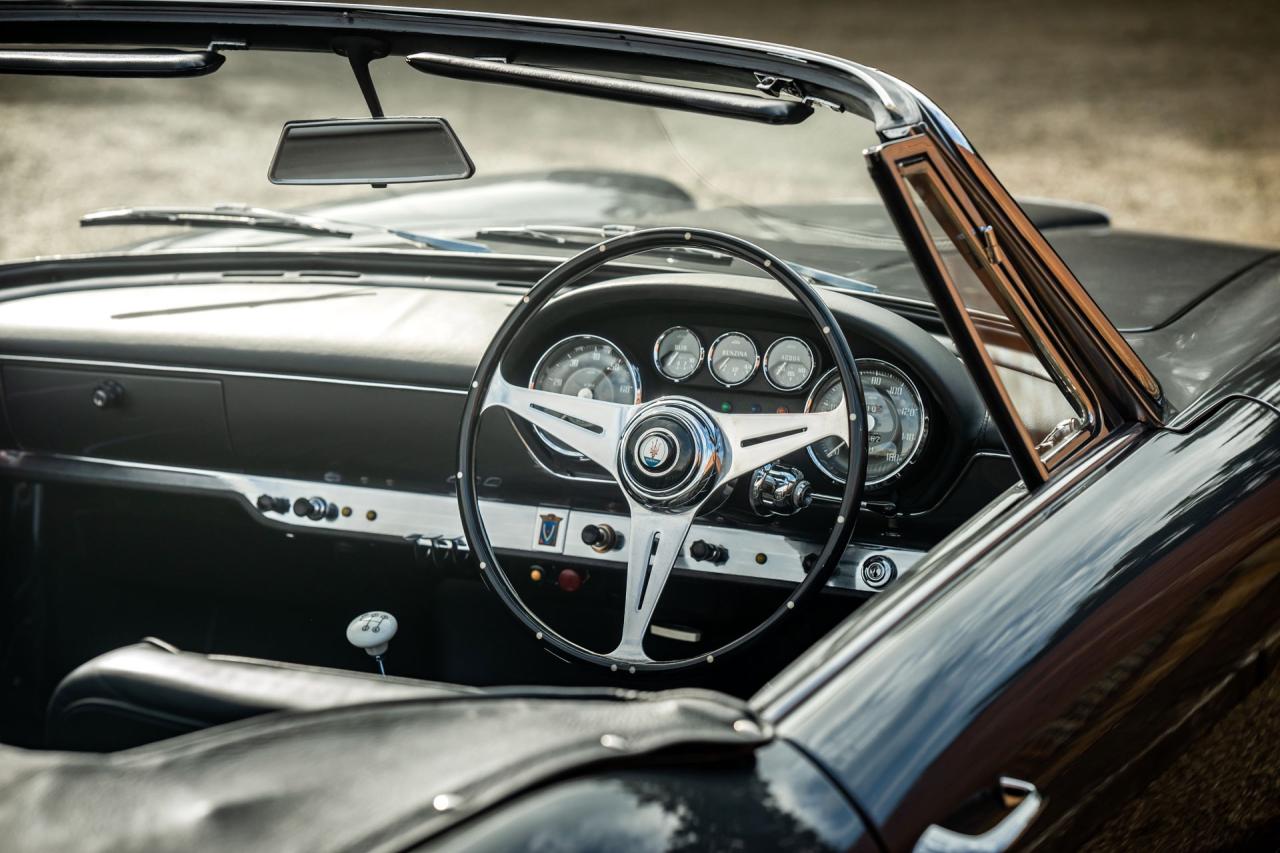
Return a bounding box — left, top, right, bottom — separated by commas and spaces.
268, 118, 474, 185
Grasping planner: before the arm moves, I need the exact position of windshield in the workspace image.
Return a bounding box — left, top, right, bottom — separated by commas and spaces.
0, 49, 899, 279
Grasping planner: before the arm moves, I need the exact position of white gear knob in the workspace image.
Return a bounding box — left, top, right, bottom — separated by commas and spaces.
347, 611, 398, 657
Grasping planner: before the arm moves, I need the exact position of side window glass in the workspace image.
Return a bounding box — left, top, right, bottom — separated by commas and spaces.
900, 167, 1089, 465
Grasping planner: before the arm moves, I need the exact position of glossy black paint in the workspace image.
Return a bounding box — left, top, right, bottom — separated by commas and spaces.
778, 398, 1280, 849
426, 740, 880, 853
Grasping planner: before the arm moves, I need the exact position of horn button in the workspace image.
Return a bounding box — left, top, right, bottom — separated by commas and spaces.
618, 400, 723, 510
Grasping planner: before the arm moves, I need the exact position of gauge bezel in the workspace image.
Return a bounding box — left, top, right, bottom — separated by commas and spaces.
652, 325, 705, 383
804, 359, 930, 487
707, 330, 760, 388
528, 334, 643, 458
762, 335, 816, 392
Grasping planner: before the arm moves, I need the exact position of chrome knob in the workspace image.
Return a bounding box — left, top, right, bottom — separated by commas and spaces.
749, 463, 812, 517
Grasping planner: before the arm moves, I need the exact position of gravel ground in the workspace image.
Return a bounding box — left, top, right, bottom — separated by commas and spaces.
1, 0, 1278, 260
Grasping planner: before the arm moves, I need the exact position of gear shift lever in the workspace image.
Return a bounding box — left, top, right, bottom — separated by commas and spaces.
346, 611, 398, 675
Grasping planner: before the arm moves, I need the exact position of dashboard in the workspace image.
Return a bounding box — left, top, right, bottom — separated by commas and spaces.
0, 268, 1016, 606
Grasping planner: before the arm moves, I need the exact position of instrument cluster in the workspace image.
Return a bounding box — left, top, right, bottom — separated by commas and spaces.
528, 324, 933, 490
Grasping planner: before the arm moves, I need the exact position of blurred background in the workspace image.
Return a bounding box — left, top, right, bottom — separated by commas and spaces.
1, 0, 1277, 259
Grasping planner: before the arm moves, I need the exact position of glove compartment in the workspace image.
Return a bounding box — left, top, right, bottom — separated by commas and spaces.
2, 365, 236, 469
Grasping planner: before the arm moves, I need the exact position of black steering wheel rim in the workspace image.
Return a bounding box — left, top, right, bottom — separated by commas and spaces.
456, 227, 867, 672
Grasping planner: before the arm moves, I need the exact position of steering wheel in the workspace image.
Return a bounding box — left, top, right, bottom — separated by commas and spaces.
457, 228, 867, 671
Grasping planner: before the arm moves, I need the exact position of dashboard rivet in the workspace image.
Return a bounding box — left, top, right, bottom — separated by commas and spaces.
479, 561, 487, 570
535, 631, 543, 640
822, 325, 831, 334
684, 232, 691, 240
786, 600, 795, 610
365, 510, 377, 521
597, 245, 606, 253
457, 471, 463, 479
837, 515, 846, 524
471, 381, 478, 388
763, 259, 772, 267
706, 655, 715, 663
628, 665, 636, 674
340, 506, 352, 517
611, 664, 618, 672
522, 295, 530, 303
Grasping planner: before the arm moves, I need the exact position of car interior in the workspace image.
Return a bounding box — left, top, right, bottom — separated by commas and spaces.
0, 29, 1088, 755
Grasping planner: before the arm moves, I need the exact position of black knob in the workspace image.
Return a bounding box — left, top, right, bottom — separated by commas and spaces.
293, 496, 333, 521
257, 494, 290, 513
580, 524, 619, 552
91, 380, 125, 409
689, 540, 727, 564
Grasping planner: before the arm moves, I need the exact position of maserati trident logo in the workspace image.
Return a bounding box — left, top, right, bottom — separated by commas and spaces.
635, 428, 676, 475
641, 435, 670, 468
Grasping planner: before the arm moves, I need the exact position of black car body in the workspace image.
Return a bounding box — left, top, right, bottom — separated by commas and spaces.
0, 2, 1276, 851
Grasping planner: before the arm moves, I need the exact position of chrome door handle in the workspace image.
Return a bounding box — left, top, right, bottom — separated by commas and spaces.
913, 777, 1043, 853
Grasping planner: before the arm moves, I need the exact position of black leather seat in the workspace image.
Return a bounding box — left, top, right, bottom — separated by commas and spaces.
47, 638, 479, 752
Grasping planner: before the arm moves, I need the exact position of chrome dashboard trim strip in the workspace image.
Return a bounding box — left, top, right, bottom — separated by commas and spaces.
0, 450, 923, 594
0, 354, 468, 395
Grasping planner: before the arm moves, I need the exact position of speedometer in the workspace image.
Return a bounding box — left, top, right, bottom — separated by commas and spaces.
805, 360, 928, 487
530, 335, 641, 456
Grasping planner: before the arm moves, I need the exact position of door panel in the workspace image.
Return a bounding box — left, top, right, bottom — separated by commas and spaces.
778, 399, 1280, 851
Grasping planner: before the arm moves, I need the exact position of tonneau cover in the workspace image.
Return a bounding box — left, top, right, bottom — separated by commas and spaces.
0, 689, 766, 852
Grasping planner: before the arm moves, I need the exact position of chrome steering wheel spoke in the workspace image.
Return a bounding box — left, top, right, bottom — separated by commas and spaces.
609, 503, 697, 665
482, 369, 632, 475
714, 401, 852, 482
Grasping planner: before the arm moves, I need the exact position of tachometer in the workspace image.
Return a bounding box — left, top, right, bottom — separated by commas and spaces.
763, 336, 815, 392
805, 360, 928, 487
530, 335, 641, 456
708, 332, 759, 387
653, 326, 704, 382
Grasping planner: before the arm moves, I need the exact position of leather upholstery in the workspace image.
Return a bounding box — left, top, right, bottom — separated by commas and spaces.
47, 638, 479, 752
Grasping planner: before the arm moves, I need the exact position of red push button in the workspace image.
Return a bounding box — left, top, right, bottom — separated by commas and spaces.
557, 568, 583, 593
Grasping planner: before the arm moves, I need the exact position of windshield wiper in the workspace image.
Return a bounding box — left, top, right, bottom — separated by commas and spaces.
473, 224, 734, 266
474, 224, 878, 292
81, 205, 491, 253
787, 261, 879, 294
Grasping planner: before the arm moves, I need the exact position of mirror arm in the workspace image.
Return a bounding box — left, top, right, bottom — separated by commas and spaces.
333, 37, 391, 188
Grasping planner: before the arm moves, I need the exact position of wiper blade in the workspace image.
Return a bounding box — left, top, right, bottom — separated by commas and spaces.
474, 225, 878, 292
473, 224, 733, 266
81, 205, 491, 253
787, 261, 879, 294
82, 205, 353, 239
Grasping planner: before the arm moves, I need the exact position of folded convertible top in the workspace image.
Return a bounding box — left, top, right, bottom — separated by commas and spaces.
0, 689, 767, 852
